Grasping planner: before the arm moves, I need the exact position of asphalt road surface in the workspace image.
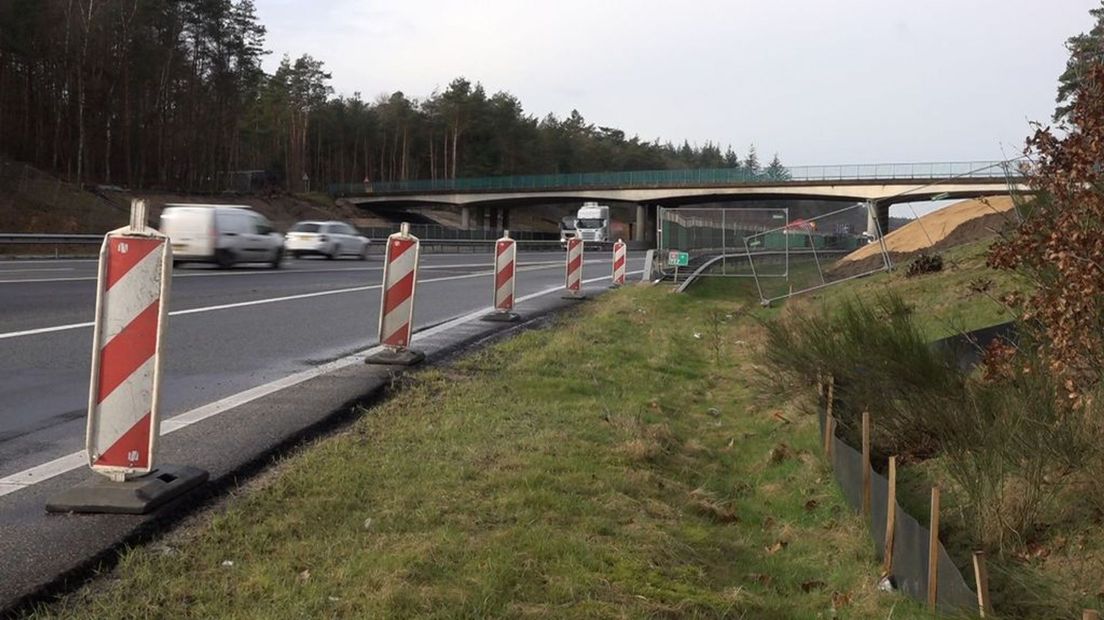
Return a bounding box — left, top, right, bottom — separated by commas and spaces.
0, 250, 642, 481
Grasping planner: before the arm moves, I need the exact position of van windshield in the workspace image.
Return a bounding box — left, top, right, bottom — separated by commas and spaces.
291, 223, 322, 233
576, 218, 605, 228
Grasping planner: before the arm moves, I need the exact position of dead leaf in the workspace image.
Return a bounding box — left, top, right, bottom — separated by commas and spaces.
804, 499, 819, 512
764, 540, 788, 555
748, 573, 773, 586
831, 591, 852, 609
801, 580, 826, 592
298, 569, 311, 583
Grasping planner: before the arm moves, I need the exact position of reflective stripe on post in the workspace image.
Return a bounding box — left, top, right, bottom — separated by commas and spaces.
86, 200, 171, 481
493, 233, 516, 312
564, 237, 584, 295
378, 223, 420, 349
612, 239, 627, 286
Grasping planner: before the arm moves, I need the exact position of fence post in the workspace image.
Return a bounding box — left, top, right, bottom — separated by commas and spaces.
883, 456, 897, 576
927, 487, 941, 610
1084, 611, 1101, 620
972, 551, 992, 617
862, 410, 872, 518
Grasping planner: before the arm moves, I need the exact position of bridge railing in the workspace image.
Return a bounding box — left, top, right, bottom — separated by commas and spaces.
330, 160, 1019, 196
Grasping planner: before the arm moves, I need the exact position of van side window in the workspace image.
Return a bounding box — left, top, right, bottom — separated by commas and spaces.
254, 215, 273, 235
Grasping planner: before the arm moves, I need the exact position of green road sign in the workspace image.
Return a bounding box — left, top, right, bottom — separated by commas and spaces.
667, 250, 689, 267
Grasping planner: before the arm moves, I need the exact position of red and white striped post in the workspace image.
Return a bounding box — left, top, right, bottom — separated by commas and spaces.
48, 200, 208, 514
611, 239, 627, 287
482, 230, 520, 322
85, 200, 171, 481
562, 237, 586, 300
366, 222, 425, 365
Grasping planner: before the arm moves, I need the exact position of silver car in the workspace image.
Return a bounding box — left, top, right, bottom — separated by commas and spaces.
285, 220, 370, 260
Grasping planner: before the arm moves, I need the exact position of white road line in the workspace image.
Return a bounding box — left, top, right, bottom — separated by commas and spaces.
0, 261, 566, 284
0, 269, 643, 497
0, 268, 74, 273
0, 263, 569, 340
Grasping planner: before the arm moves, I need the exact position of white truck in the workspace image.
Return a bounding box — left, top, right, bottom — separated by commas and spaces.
574, 202, 611, 243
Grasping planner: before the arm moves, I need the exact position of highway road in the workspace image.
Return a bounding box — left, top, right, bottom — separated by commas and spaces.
0, 250, 643, 482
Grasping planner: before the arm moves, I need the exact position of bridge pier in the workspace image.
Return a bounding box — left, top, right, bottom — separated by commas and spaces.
501, 207, 510, 231
461, 206, 471, 230
635, 204, 646, 243
873, 202, 891, 238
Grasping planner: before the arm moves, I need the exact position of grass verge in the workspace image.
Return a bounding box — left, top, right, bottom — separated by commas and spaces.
33, 287, 925, 618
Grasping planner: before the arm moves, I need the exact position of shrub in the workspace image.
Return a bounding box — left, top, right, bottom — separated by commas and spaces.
905, 253, 943, 278
759, 292, 1100, 551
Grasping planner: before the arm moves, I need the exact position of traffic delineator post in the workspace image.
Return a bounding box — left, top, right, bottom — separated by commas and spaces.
611, 239, 627, 287
482, 230, 520, 322
365, 222, 425, 365
47, 199, 208, 515
561, 237, 586, 300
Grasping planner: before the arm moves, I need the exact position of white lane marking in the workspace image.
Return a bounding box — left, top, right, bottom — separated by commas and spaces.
0, 268, 75, 273
0, 262, 571, 340
0, 269, 643, 496
0, 261, 565, 284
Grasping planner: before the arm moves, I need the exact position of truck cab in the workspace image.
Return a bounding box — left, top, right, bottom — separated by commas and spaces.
575, 202, 611, 243
559, 215, 577, 248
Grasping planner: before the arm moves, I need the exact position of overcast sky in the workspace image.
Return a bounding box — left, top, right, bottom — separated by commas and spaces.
254, 0, 1097, 167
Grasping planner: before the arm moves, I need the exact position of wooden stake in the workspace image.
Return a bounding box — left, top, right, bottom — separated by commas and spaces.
1084, 611, 1101, 620
927, 487, 941, 610
826, 375, 835, 419
882, 456, 897, 576
972, 551, 992, 617
861, 410, 872, 518
824, 417, 836, 461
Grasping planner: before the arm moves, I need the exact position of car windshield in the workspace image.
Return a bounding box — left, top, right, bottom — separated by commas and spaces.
291, 223, 321, 233
576, 218, 604, 228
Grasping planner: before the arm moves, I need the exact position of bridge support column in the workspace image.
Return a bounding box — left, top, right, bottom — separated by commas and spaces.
873, 202, 891, 238
635, 204, 646, 242
501, 208, 510, 231
460, 206, 471, 230
489, 207, 499, 232
476, 207, 486, 231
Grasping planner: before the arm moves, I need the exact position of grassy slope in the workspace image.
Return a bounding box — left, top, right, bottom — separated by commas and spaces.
33, 286, 932, 618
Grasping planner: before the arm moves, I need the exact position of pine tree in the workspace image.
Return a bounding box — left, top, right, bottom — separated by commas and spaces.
765, 153, 789, 180
1055, 1, 1104, 122
743, 144, 760, 175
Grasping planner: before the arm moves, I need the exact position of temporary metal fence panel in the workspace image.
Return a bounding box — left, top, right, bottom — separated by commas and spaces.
657, 207, 789, 278
745, 202, 891, 305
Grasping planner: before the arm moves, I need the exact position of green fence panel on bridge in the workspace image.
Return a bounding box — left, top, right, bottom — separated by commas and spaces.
331, 160, 1018, 197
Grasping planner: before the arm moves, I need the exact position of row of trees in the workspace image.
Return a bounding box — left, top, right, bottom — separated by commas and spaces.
0, 0, 784, 194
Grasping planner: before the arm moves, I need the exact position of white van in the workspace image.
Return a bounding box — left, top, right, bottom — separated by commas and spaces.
160, 204, 285, 269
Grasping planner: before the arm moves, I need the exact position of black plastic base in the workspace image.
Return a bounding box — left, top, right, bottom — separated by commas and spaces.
364, 348, 425, 366
561, 292, 587, 300
481, 311, 521, 322
45, 464, 209, 515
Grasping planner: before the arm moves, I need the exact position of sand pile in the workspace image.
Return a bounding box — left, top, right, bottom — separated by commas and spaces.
835, 196, 1018, 273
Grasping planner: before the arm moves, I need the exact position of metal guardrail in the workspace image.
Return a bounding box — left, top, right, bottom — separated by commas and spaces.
330, 160, 1020, 196
0, 233, 104, 245
0, 234, 564, 252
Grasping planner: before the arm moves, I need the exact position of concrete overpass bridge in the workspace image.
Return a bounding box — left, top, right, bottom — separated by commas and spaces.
331, 161, 1027, 242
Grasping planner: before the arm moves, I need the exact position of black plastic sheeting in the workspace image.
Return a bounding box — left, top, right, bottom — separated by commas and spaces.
819, 407, 978, 615
809, 322, 1028, 613
930, 320, 1016, 372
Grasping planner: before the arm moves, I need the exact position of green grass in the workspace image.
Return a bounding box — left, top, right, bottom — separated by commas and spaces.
804, 239, 1027, 340
33, 287, 927, 619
